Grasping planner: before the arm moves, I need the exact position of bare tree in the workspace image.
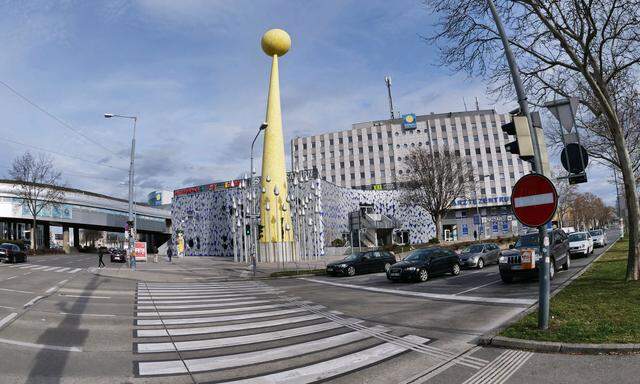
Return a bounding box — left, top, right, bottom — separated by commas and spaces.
81, 230, 103, 247
9, 152, 65, 250
425, 0, 640, 280
554, 176, 577, 229
399, 147, 474, 241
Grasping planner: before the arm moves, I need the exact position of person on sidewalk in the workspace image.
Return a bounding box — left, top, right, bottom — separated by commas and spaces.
130, 251, 137, 271
167, 246, 173, 263
98, 249, 106, 268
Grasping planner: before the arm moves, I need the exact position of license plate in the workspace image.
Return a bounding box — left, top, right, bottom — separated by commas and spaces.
326, 268, 333, 271
390, 272, 400, 276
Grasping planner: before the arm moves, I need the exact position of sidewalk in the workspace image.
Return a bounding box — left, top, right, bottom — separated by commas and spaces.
89, 254, 344, 283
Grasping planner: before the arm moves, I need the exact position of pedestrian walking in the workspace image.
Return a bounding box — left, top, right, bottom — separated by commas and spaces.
98, 249, 106, 268
130, 252, 137, 271
167, 246, 173, 263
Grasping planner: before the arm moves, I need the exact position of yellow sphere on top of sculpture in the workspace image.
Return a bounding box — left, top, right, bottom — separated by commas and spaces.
261, 29, 291, 57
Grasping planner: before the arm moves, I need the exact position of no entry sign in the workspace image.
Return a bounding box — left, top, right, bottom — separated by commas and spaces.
511, 174, 558, 227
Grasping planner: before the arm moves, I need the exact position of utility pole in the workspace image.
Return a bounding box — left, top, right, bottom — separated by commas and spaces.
385, 76, 395, 119
488, 0, 551, 330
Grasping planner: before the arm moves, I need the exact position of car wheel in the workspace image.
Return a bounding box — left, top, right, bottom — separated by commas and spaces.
549, 260, 556, 280
562, 253, 570, 271
477, 258, 485, 269
451, 263, 461, 276
418, 269, 429, 282
347, 266, 356, 277
501, 274, 513, 284
384, 263, 391, 273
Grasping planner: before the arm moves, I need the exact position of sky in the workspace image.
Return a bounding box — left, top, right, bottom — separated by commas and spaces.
0, 0, 617, 205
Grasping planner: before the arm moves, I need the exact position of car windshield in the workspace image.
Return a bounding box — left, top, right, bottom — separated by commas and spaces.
404, 249, 435, 261
463, 245, 484, 253
515, 234, 538, 248
569, 233, 588, 241
0, 243, 13, 250
343, 253, 362, 261
589, 230, 602, 236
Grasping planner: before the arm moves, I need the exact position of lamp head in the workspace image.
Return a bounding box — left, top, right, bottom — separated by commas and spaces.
260, 122, 268, 130
104, 113, 114, 118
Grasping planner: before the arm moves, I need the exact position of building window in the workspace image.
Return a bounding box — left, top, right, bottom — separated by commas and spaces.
303, 143, 307, 150
339, 150, 344, 156
369, 159, 374, 165
498, 160, 503, 166
455, 150, 460, 156
396, 144, 400, 148
368, 145, 373, 152
483, 134, 489, 141
399, 170, 403, 175
341, 175, 345, 181
370, 172, 375, 178
350, 160, 354, 167
379, 157, 384, 164
465, 149, 471, 156
501, 187, 507, 193
311, 142, 316, 149
397, 157, 402, 161
476, 148, 481, 155
481, 188, 486, 194
377, 132, 382, 139
418, 142, 423, 146
378, 145, 383, 150
331, 164, 335, 170
395, 132, 399, 136
481, 122, 487, 128
403, 143, 408, 148
510, 172, 515, 178
357, 135, 362, 141
359, 147, 364, 154
493, 133, 499, 140
340, 162, 344, 167
473, 135, 479, 141
351, 173, 355, 180
367, 134, 372, 140
332, 175, 336, 182
491, 187, 497, 194
387, 131, 392, 138
477, 161, 483, 167
507, 159, 513, 165
453, 137, 459, 144
360, 160, 364, 166
464, 136, 469, 142
487, 160, 493, 167
360, 172, 365, 178
486, 147, 491, 154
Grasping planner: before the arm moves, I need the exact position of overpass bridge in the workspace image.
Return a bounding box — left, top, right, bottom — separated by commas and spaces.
0, 180, 171, 251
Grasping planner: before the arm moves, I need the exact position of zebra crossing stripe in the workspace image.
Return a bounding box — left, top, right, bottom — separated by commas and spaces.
135, 305, 325, 326
218, 335, 429, 384
135, 302, 307, 317
135, 313, 325, 337
136, 299, 274, 310
135, 318, 361, 353
42, 267, 61, 272
136, 290, 280, 298
18, 265, 37, 269
135, 292, 280, 300
30, 266, 49, 270
56, 268, 70, 273
137, 289, 273, 295
136, 296, 258, 305
136, 327, 388, 376
68, 268, 82, 274
140, 283, 265, 288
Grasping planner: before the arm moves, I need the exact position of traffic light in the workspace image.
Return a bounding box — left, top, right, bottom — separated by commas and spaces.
502, 115, 534, 160
257, 224, 264, 239
245, 224, 251, 236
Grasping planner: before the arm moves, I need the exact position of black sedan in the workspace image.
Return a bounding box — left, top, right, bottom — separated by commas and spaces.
326, 250, 396, 277
0, 243, 27, 263
110, 249, 127, 263
387, 247, 460, 282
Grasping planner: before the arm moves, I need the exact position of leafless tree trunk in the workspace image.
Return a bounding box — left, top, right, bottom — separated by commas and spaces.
399, 148, 474, 241
554, 174, 577, 229
9, 152, 65, 251
425, 0, 640, 280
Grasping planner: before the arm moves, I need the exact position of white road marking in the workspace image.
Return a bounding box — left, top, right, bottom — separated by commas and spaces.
29, 266, 49, 271
137, 328, 386, 376
56, 268, 70, 273
141, 283, 263, 288
59, 295, 111, 299
300, 278, 536, 306
0, 288, 33, 294
137, 296, 258, 305
0, 305, 16, 309
18, 265, 37, 269
218, 335, 429, 384
136, 319, 361, 353
136, 299, 274, 310
513, 193, 554, 208
136, 313, 325, 337
135, 305, 325, 326
136, 302, 309, 317
23, 295, 44, 308
42, 267, 61, 272
45, 286, 58, 294
0, 313, 18, 328
138, 287, 269, 293
0, 337, 82, 352
454, 280, 503, 295
461, 349, 534, 384
57, 279, 69, 285
68, 268, 82, 273
4, 276, 17, 280
136, 291, 280, 299
59, 312, 116, 317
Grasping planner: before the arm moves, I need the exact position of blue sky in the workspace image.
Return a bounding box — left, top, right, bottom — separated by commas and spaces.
0, 0, 616, 205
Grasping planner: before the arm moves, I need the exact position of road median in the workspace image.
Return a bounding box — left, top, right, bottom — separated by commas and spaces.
486, 236, 640, 354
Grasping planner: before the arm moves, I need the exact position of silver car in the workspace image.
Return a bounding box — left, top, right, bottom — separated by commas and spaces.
589, 229, 607, 247
458, 243, 501, 269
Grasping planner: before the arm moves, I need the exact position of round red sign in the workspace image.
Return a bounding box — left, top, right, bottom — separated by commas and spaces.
511, 174, 558, 227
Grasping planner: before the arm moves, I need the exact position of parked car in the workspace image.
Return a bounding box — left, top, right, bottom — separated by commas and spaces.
561, 227, 576, 234
0, 243, 27, 263
387, 247, 460, 282
589, 229, 607, 247
568, 231, 594, 257
458, 243, 501, 269
110, 248, 126, 263
499, 229, 570, 283
326, 250, 396, 277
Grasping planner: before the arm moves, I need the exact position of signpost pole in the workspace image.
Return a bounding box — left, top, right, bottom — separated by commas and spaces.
488, 0, 550, 330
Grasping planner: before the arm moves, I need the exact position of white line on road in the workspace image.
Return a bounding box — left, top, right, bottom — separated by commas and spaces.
136, 328, 385, 376
0, 305, 16, 309
0, 337, 82, 352
136, 296, 258, 305
59, 294, 111, 299
41, 267, 61, 272
0, 313, 18, 328
56, 267, 70, 273
45, 286, 58, 294
136, 299, 274, 310
23, 295, 44, 308
136, 302, 310, 317
68, 268, 82, 273
57, 279, 69, 285
22, 272, 32, 276
135, 305, 325, 326
136, 319, 361, 353
0, 288, 33, 294
4, 276, 17, 280
299, 278, 536, 306
454, 280, 503, 296
30, 266, 49, 270
461, 349, 534, 384
59, 312, 116, 317
136, 291, 281, 298
217, 335, 428, 384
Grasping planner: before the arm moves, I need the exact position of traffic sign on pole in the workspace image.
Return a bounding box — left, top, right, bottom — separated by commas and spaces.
511, 174, 558, 228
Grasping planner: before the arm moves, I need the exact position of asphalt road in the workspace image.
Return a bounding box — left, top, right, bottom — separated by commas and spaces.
0, 229, 636, 383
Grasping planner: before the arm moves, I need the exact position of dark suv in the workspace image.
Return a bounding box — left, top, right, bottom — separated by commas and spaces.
499, 229, 570, 283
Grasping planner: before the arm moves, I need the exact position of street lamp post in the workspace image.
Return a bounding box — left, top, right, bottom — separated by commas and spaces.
104, 113, 137, 265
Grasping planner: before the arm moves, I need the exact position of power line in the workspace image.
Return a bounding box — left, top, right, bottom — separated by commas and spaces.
3, 137, 128, 172
0, 80, 122, 157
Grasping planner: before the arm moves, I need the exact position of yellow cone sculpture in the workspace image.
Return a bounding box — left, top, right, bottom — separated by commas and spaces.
259, 29, 295, 262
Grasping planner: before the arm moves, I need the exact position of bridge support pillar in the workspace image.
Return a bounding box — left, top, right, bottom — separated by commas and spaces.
62, 226, 70, 254
43, 224, 51, 249
73, 227, 80, 248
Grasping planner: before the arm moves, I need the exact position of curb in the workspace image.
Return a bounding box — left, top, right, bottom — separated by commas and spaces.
88, 268, 324, 283
480, 336, 640, 355
476, 235, 627, 354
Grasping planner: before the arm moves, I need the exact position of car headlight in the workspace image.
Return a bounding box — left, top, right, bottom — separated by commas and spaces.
338, 264, 347, 268
499, 256, 507, 264
405, 267, 416, 271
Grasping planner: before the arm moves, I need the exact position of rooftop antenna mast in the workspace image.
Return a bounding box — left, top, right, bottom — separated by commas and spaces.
475, 97, 480, 111
384, 76, 395, 119
463, 97, 468, 112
